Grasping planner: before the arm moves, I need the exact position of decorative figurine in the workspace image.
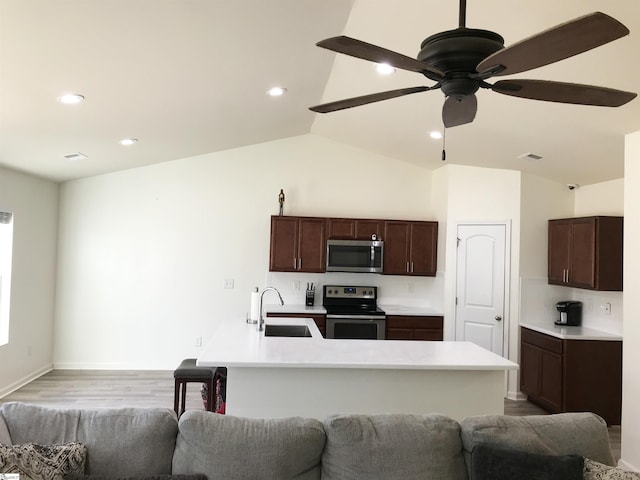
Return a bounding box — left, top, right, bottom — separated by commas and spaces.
278, 189, 285, 216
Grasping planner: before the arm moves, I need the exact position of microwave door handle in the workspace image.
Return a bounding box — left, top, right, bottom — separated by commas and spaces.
371, 245, 375, 266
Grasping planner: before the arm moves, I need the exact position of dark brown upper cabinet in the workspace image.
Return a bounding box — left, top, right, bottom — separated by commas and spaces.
548, 216, 623, 291
269, 216, 326, 273
383, 220, 438, 276
326, 218, 384, 240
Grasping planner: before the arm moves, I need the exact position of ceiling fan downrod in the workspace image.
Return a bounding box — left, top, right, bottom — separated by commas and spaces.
459, 0, 466, 28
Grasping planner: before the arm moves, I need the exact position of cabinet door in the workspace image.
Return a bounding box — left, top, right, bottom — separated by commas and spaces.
327, 218, 356, 239
548, 220, 571, 285
269, 216, 299, 272
409, 222, 438, 276
539, 349, 563, 412
298, 218, 326, 272
355, 220, 384, 240
519, 342, 540, 396
383, 221, 410, 275
569, 218, 597, 288
386, 328, 414, 340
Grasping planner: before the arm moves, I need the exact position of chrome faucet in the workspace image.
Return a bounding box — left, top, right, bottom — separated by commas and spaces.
258, 286, 284, 331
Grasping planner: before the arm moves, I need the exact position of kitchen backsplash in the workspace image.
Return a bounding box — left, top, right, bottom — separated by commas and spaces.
265, 271, 444, 311
519, 277, 623, 335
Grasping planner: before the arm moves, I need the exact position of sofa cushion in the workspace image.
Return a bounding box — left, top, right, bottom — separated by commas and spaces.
0, 414, 11, 444
470, 444, 584, 480
0, 442, 87, 480
321, 413, 468, 480
173, 411, 326, 480
0, 402, 178, 477
460, 412, 615, 479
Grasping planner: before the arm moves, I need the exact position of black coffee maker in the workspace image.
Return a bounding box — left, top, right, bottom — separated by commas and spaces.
555, 301, 582, 326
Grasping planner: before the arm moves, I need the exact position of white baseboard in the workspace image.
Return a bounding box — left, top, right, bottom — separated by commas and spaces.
0, 364, 52, 399
617, 459, 640, 472
53, 361, 176, 370
506, 390, 528, 401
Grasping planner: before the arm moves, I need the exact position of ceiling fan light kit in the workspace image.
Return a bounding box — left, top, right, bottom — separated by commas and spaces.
309, 0, 637, 130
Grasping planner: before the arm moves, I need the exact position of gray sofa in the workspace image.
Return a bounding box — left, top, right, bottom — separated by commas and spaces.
0, 402, 616, 480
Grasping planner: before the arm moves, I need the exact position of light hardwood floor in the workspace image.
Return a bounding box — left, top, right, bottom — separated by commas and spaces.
0, 369, 620, 461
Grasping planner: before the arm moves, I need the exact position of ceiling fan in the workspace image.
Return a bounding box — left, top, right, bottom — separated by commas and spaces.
309, 0, 637, 128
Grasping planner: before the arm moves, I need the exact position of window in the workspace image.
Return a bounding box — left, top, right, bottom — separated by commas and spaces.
0, 211, 14, 345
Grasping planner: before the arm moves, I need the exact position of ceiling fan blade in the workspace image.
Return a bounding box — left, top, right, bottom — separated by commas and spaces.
492, 79, 637, 107
317, 36, 444, 78
477, 12, 629, 77
442, 94, 477, 128
310, 86, 432, 113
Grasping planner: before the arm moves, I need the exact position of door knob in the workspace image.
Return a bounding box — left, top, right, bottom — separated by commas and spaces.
495, 315, 502, 321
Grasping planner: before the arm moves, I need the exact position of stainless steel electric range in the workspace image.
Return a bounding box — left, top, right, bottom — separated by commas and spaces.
322, 285, 386, 340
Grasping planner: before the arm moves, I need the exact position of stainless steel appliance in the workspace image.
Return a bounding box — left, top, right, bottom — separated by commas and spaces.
323, 285, 386, 339
326, 240, 384, 273
555, 301, 582, 326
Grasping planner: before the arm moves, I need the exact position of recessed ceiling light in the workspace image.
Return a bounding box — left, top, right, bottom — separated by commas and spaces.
119, 138, 138, 146
267, 87, 287, 97
63, 152, 88, 161
376, 63, 396, 75
57, 93, 85, 104
429, 131, 443, 140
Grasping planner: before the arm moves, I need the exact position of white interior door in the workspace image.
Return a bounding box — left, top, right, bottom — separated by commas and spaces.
455, 224, 507, 356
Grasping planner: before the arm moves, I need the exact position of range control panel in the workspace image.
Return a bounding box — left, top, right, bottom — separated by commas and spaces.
323, 286, 377, 299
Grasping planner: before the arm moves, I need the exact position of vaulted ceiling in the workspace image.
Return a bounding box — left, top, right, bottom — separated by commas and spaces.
1, 0, 639, 185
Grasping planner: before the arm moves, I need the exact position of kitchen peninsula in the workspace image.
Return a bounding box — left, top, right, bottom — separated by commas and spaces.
197, 317, 518, 420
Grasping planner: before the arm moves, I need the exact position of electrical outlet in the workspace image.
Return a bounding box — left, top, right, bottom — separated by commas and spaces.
408, 283, 415, 293
600, 302, 611, 315
294, 280, 301, 291
194, 336, 202, 347
224, 279, 234, 289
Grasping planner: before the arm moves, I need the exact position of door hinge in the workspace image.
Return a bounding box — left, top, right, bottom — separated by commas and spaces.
455, 297, 458, 305
456, 237, 461, 247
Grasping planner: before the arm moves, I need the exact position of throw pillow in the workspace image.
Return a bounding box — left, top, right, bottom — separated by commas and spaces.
0, 442, 87, 480
584, 458, 640, 479
471, 444, 584, 480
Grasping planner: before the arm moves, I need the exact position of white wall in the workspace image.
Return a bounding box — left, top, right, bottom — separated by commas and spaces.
0, 166, 59, 396
433, 164, 522, 398
54, 134, 434, 369
621, 132, 640, 471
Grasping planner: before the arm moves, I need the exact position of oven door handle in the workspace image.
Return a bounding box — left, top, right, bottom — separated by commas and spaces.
326, 314, 387, 321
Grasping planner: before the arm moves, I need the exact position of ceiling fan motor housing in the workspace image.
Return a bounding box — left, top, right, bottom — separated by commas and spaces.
418, 28, 504, 97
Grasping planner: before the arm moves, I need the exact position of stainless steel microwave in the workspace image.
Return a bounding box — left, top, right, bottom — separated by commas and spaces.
326, 240, 384, 273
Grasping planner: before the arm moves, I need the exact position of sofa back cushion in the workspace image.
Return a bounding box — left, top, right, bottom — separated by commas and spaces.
173, 411, 326, 480
460, 412, 615, 478
0, 402, 178, 476
321, 413, 468, 480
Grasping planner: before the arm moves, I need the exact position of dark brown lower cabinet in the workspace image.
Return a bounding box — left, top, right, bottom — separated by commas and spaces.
520, 327, 622, 425
266, 312, 326, 338
385, 315, 443, 341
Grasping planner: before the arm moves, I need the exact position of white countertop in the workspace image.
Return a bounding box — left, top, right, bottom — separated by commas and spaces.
198, 316, 517, 371
265, 304, 444, 317
520, 321, 622, 341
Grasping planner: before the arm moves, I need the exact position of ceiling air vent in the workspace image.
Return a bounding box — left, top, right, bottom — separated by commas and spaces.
63, 152, 88, 161
517, 152, 543, 161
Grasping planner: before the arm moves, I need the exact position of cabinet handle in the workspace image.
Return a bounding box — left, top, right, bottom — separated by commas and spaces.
293, 258, 297, 269
411, 262, 414, 273
406, 262, 410, 273
298, 258, 302, 270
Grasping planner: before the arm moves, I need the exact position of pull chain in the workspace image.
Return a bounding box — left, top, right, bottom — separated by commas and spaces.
441, 126, 447, 161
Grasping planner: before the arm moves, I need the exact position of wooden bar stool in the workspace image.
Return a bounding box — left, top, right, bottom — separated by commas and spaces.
173, 358, 217, 417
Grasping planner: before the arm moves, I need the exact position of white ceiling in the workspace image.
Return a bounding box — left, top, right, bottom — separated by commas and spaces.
1, 0, 639, 186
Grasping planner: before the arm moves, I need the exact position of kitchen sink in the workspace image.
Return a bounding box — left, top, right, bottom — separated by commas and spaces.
264, 324, 312, 337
